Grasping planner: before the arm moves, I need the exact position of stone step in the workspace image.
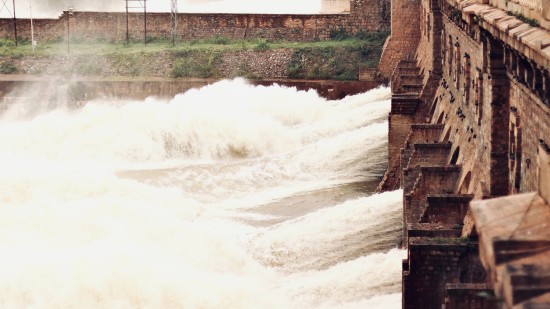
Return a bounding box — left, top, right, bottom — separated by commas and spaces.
406, 142, 452, 169
407, 223, 463, 238
399, 73, 423, 83
396, 67, 421, 75
402, 83, 424, 92
402, 143, 452, 193
397, 59, 418, 69
403, 237, 482, 309
404, 165, 462, 243
391, 96, 419, 114
444, 283, 498, 309
409, 123, 445, 143
420, 194, 473, 225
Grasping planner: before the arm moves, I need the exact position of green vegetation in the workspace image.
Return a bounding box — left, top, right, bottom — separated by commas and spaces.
507, 11, 539, 27
0, 61, 16, 74
286, 31, 388, 80
0, 31, 389, 80
253, 39, 270, 51
0, 32, 388, 57
171, 50, 221, 78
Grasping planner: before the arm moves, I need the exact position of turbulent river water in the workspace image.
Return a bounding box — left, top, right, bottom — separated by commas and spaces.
0, 78, 403, 308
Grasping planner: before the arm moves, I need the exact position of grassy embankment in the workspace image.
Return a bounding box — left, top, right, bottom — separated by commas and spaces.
0, 30, 388, 80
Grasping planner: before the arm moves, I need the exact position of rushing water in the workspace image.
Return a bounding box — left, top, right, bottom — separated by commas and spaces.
0, 78, 403, 308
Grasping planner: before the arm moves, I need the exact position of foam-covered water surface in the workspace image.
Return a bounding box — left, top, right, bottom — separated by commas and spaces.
0, 78, 403, 308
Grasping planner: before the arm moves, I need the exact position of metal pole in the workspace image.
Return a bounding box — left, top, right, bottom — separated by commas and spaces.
125, 0, 129, 44
29, 0, 34, 52
171, 0, 177, 46
67, 11, 69, 53
12, 0, 17, 46
143, 0, 147, 45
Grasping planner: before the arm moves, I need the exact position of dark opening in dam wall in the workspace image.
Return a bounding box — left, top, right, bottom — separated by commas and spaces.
0, 76, 382, 111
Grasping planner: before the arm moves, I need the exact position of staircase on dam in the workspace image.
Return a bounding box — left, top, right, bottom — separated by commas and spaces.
378, 49, 507, 307
376, 0, 550, 303
399, 122, 493, 309
384, 56, 550, 308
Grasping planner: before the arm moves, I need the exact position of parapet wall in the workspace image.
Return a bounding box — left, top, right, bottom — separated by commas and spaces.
0, 0, 389, 43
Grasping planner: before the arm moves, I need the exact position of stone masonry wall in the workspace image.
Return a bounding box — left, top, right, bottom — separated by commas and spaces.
378, 0, 421, 77
380, 0, 550, 306
0, 0, 389, 43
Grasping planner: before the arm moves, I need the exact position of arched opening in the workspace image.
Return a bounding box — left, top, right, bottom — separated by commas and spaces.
436, 112, 445, 124
428, 98, 438, 121
442, 126, 452, 142
450, 147, 460, 165
459, 171, 472, 194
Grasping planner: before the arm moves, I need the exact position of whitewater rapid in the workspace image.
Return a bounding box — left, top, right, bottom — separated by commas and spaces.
0, 79, 403, 308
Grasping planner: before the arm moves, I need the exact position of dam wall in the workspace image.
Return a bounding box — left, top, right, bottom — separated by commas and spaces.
0, 0, 388, 43
379, 0, 550, 306
0, 77, 380, 111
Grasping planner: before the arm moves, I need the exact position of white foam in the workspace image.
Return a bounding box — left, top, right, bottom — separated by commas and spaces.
248, 190, 403, 270
0, 79, 400, 308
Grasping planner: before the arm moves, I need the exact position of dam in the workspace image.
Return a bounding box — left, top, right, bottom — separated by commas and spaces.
378, 0, 550, 306
0, 0, 550, 307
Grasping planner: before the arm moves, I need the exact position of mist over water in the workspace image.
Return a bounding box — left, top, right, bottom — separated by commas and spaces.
0, 79, 403, 308
4, 0, 321, 18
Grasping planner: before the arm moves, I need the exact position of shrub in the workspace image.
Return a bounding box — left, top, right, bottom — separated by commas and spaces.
329, 28, 350, 41
254, 40, 270, 51
0, 39, 15, 47
287, 51, 304, 78
507, 11, 539, 27
355, 30, 390, 44
0, 62, 17, 74
205, 35, 230, 45
171, 51, 220, 78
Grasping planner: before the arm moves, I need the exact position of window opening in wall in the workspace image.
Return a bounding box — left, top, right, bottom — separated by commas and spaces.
518, 57, 527, 84
427, 13, 431, 41
534, 64, 543, 98
429, 97, 438, 121
509, 118, 522, 193
475, 68, 483, 125
420, 8, 427, 35
544, 72, 550, 105
436, 111, 445, 124
511, 51, 518, 75
450, 147, 460, 165
454, 41, 461, 88
463, 53, 471, 104
525, 60, 534, 88
449, 36, 453, 77
459, 171, 472, 194
443, 126, 452, 142
441, 30, 447, 68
